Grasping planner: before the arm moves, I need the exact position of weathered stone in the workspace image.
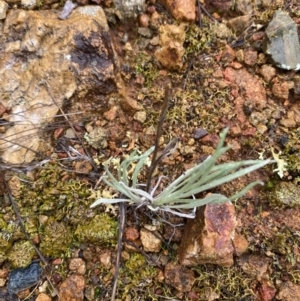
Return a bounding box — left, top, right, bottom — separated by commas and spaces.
138, 13, 150, 27
7, 262, 43, 294
279, 111, 296, 128
219, 45, 236, 63
36, 293, 52, 301
155, 42, 185, 70
264, 10, 300, 70
154, 24, 185, 70
0, 0, 8, 19
238, 254, 270, 279
133, 111, 146, 123
124, 227, 139, 241
59, 275, 85, 301
69, 258, 86, 275
114, 0, 145, 19
244, 49, 257, 66
178, 202, 236, 267
160, 0, 195, 21
227, 14, 252, 36
164, 263, 195, 292
232, 233, 248, 256
235, 0, 253, 15
158, 24, 186, 46
140, 228, 162, 252
260, 64, 276, 82
249, 111, 267, 126
21, 0, 37, 9
0, 277, 6, 287
138, 27, 152, 38
0, 103, 6, 116
261, 0, 283, 8
292, 79, 300, 100
0, 7, 116, 164
98, 249, 112, 269
73, 160, 93, 174
277, 281, 300, 301
272, 81, 291, 99
257, 279, 277, 301
224, 67, 267, 109
59, 0, 78, 20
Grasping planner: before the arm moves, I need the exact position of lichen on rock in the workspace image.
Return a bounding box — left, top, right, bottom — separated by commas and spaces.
270, 181, 300, 207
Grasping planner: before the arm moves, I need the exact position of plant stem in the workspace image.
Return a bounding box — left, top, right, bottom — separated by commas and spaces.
146, 87, 171, 193
111, 201, 126, 301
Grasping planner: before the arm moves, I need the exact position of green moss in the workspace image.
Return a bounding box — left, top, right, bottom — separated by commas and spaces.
75, 213, 117, 245
7, 240, 36, 268
0, 237, 12, 265
125, 253, 145, 270
134, 52, 158, 86
184, 21, 216, 59
3, 162, 99, 263
262, 228, 300, 266
120, 253, 157, 299
40, 220, 72, 257
192, 265, 255, 299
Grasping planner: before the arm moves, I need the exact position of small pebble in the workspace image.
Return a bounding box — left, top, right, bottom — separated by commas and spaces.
146, 5, 156, 14
138, 14, 150, 27
194, 128, 208, 139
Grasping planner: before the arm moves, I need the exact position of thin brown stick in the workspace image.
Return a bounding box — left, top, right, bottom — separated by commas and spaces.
197, 0, 202, 28
198, 3, 218, 23
146, 88, 171, 193
3, 177, 60, 299
110, 201, 126, 301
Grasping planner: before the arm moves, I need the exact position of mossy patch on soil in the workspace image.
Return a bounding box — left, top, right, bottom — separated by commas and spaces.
120, 252, 157, 299
2, 162, 119, 267
8, 240, 36, 268
75, 213, 117, 245
193, 264, 255, 300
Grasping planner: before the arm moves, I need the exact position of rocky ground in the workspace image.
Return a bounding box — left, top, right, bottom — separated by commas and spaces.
0, 0, 300, 300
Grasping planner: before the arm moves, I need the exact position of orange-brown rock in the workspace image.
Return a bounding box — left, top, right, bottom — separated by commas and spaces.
154, 24, 185, 71
160, 0, 195, 21
178, 202, 237, 267
0, 7, 116, 164
59, 275, 85, 301
224, 67, 267, 110
164, 263, 195, 292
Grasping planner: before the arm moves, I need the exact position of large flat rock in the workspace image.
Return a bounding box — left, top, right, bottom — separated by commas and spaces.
0, 7, 117, 164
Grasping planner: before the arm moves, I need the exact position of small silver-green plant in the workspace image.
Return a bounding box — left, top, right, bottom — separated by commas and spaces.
90, 128, 273, 218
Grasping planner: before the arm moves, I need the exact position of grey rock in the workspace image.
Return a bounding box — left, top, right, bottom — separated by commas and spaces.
264, 10, 300, 71
114, 0, 145, 19
7, 262, 43, 294
59, 0, 78, 20
21, 0, 37, 9
138, 27, 152, 38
